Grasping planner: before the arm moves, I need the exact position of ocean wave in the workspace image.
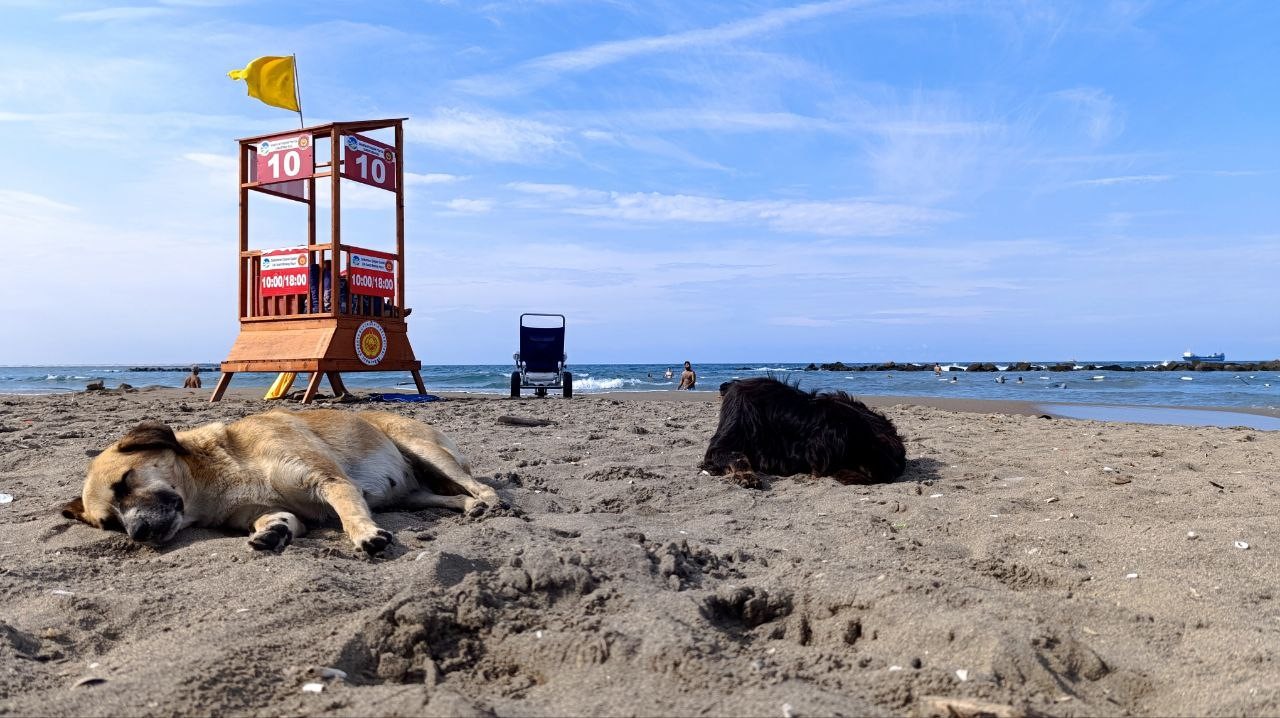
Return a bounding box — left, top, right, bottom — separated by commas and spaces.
0, 374, 102, 382
572, 377, 625, 391
572, 376, 658, 392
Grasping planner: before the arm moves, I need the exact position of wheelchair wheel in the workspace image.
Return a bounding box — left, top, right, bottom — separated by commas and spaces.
510, 371, 521, 398
562, 371, 573, 398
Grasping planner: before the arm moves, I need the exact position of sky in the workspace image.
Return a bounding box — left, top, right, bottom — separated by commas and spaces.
1, 0, 1277, 365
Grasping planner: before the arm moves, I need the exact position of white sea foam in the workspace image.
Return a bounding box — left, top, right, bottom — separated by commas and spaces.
572, 376, 649, 392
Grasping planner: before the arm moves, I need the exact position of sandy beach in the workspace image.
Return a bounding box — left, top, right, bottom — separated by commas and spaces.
1, 388, 1278, 717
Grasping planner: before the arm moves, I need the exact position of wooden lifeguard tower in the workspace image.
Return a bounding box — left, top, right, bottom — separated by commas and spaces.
209, 118, 425, 404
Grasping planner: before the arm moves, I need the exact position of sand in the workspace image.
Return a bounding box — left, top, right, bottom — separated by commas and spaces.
1, 387, 1278, 717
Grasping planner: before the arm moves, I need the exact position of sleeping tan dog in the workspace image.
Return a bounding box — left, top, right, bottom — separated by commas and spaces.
61, 409, 499, 555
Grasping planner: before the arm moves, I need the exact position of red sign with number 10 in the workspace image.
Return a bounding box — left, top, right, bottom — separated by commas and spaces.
254, 133, 314, 185
341, 133, 396, 191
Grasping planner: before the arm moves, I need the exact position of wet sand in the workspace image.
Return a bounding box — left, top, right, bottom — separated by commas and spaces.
1, 388, 1277, 716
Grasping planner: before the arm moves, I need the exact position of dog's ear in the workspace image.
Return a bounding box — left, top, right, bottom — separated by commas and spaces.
62, 497, 90, 523
117, 421, 188, 455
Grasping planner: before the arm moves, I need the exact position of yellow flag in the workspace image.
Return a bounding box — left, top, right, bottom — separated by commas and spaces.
227, 56, 299, 112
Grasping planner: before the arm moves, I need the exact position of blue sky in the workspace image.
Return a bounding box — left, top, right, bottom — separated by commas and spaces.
1, 0, 1277, 365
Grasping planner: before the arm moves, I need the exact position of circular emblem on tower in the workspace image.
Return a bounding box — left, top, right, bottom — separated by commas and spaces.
355, 320, 387, 366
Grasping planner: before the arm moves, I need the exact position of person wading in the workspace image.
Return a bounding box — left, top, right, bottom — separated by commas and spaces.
677, 361, 697, 390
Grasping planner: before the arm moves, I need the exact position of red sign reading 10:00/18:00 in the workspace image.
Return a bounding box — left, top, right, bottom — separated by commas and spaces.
342, 133, 397, 191
254, 133, 314, 184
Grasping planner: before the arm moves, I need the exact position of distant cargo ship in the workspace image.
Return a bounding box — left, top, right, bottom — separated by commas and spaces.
1183, 351, 1225, 362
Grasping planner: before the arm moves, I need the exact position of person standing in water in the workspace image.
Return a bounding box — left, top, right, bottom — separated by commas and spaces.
677, 361, 697, 390
183, 365, 202, 389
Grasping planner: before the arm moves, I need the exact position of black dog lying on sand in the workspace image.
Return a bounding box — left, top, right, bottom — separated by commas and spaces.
700, 377, 906, 484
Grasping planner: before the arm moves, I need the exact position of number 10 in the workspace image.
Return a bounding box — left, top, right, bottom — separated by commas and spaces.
266, 150, 301, 179
354, 153, 387, 185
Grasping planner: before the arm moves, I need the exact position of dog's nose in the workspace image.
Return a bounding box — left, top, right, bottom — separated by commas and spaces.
129, 520, 153, 542
158, 490, 184, 513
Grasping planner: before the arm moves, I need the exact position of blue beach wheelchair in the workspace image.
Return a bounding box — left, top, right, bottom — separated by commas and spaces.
511, 313, 572, 398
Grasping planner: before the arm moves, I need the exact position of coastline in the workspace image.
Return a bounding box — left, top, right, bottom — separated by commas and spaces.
6, 362, 1280, 415
31, 385, 1280, 428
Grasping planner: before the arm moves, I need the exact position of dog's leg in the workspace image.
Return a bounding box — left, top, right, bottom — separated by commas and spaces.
360, 413, 500, 511
398, 490, 472, 513
247, 511, 306, 553
829, 467, 874, 485
431, 471, 499, 514
700, 448, 745, 476
316, 478, 393, 555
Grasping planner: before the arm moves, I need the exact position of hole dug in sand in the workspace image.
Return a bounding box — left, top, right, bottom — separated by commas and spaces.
699, 587, 793, 631
332, 549, 610, 692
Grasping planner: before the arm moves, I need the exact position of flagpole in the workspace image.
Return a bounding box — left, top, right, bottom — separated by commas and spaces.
292, 53, 304, 129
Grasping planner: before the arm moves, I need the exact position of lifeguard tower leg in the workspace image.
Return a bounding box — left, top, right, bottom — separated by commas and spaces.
326, 372, 348, 397
209, 372, 234, 403
411, 369, 427, 395
300, 372, 324, 404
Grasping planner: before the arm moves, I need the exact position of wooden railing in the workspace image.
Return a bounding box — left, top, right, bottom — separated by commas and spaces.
239, 245, 401, 321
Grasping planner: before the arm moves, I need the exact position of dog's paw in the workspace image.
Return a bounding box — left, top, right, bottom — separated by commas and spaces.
465, 501, 490, 519
248, 523, 292, 553
356, 527, 393, 556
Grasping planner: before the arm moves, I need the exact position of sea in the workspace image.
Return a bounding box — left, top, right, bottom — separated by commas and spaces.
3, 362, 1279, 411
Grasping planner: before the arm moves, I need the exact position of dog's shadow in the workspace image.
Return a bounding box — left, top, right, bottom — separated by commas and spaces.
725, 455, 945, 491
894, 456, 945, 485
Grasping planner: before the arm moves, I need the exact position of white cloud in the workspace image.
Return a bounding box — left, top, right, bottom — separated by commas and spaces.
158, 0, 248, 6
182, 152, 236, 171
58, 6, 173, 22
865, 306, 1003, 323
769, 316, 840, 327
441, 198, 494, 213
534, 0, 870, 72
0, 189, 78, 218
406, 108, 567, 163
0, 110, 263, 146
507, 182, 608, 201
1052, 87, 1123, 144
1206, 169, 1268, 177
1069, 174, 1173, 187
580, 130, 730, 171
456, 0, 876, 95
557, 189, 956, 236
406, 172, 466, 185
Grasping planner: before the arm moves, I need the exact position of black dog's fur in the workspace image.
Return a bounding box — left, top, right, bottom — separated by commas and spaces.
700, 377, 906, 484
